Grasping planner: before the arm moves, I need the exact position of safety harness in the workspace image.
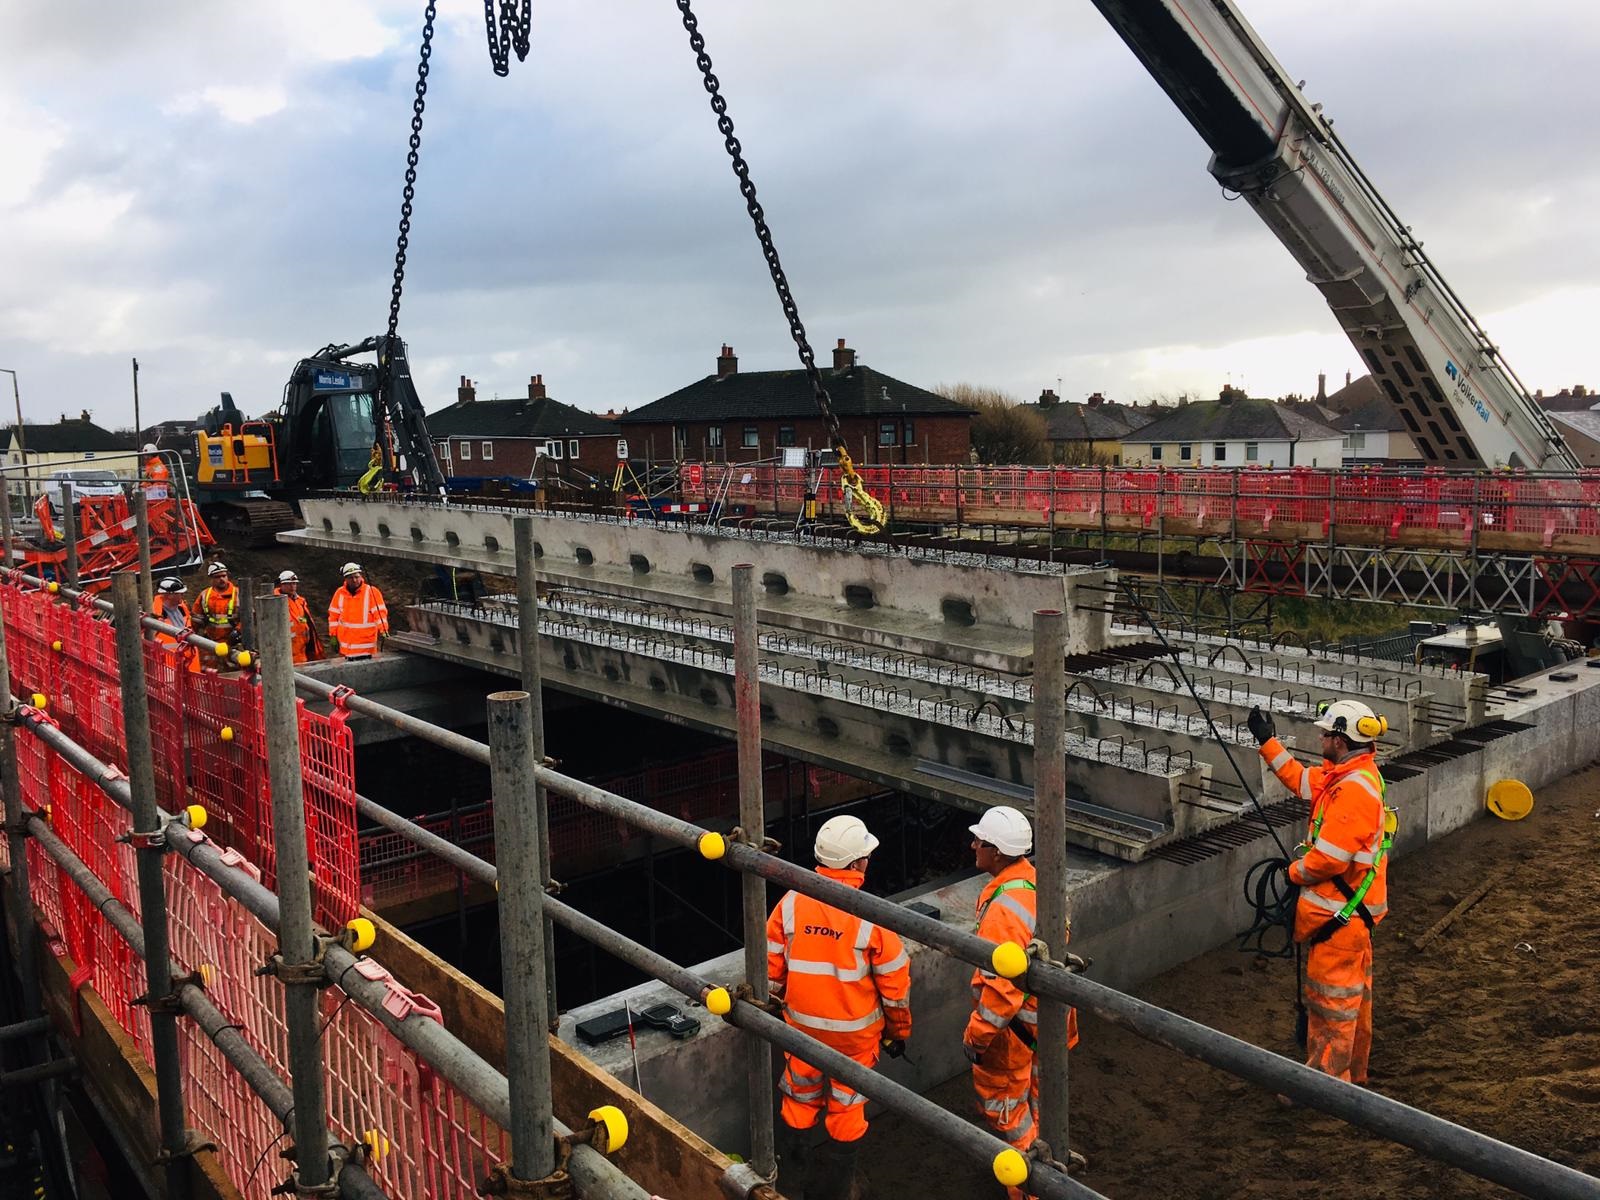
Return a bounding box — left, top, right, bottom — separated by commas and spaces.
977, 878, 1040, 1050
1300, 766, 1395, 947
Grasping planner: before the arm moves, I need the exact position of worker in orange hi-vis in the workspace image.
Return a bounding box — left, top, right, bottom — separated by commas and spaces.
195, 561, 242, 649
1248, 698, 1393, 1088
327, 562, 388, 659
152, 577, 201, 673
767, 815, 910, 1200
963, 806, 1078, 1198
142, 443, 170, 499
274, 570, 322, 663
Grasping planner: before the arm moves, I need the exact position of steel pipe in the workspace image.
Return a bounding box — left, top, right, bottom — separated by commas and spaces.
61, 482, 78, 587
132, 489, 154, 612
112, 575, 191, 1200
731, 563, 775, 1177
514, 517, 558, 1021
1032, 607, 1070, 1157
488, 690, 556, 1181
23, 812, 391, 1200
256, 593, 333, 1190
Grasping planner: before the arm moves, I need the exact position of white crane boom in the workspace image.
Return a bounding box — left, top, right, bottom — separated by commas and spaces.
1089, 0, 1579, 470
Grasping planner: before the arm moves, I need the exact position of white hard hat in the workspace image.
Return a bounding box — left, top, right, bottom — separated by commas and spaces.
277, 569, 299, 585
1314, 699, 1387, 744
158, 577, 186, 595
969, 806, 1033, 856
341, 561, 363, 578
143, 443, 158, 453
813, 815, 879, 869
207, 561, 229, 576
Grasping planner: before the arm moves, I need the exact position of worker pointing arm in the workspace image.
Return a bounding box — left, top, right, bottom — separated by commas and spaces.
1248, 700, 1392, 1086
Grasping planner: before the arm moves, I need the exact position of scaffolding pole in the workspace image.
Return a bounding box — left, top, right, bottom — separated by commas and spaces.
60, 482, 78, 587
731, 563, 776, 1179
1032, 607, 1070, 1159
21, 813, 392, 1200
131, 488, 154, 612
488, 689, 557, 1182
514, 516, 558, 1022
110, 575, 191, 1200
255, 592, 333, 1191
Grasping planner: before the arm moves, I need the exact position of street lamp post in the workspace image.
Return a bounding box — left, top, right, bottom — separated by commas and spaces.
0, 368, 24, 515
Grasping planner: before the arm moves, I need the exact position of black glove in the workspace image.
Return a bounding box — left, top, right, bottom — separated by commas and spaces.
881, 1038, 907, 1060
1246, 705, 1275, 746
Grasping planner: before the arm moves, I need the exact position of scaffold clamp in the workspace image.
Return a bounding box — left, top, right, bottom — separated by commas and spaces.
152, 1129, 217, 1166
259, 954, 331, 988
477, 1156, 574, 1197
1024, 938, 1091, 974
727, 825, 782, 855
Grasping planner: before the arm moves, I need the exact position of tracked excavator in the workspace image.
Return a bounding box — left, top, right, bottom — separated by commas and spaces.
189, 335, 448, 543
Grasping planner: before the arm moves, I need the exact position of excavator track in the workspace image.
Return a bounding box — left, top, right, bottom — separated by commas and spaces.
202, 499, 300, 547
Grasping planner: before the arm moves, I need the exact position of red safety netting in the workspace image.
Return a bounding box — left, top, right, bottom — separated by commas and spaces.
297, 702, 360, 928
186, 669, 269, 866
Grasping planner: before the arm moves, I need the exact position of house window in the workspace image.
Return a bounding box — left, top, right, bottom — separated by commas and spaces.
459, 440, 472, 461
1245, 442, 1259, 462
1213, 442, 1226, 463
1347, 431, 1366, 451
438, 442, 451, 460
878, 422, 896, 446
481, 441, 494, 461
569, 440, 580, 459
1150, 445, 1162, 462
903, 419, 915, 446
548, 440, 564, 459
1179, 444, 1192, 462
708, 426, 723, 448
777, 426, 796, 447
742, 426, 759, 449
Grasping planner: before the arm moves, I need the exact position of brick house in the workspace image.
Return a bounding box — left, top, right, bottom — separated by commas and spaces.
428, 376, 621, 479
1029, 390, 1154, 465
616, 341, 973, 465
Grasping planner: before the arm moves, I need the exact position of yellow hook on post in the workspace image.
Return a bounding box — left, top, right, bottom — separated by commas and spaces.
833, 445, 885, 535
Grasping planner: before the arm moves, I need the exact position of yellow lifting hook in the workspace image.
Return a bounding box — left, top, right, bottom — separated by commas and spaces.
834, 446, 885, 535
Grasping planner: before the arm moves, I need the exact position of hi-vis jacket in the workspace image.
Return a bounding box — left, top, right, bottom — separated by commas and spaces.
766, 865, 912, 1056
276, 587, 317, 663
965, 859, 1080, 1056
1263, 736, 1390, 940
327, 582, 388, 657
197, 582, 240, 632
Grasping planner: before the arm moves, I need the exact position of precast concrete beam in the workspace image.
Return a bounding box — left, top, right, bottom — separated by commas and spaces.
285, 496, 1116, 669
394, 599, 1207, 860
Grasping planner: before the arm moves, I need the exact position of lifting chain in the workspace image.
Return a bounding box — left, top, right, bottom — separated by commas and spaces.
672, 0, 886, 535
386, 0, 438, 344
483, 0, 532, 76
388, 0, 532, 341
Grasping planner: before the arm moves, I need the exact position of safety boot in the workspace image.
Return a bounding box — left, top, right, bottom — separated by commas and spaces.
806, 1136, 863, 1200
776, 1122, 828, 1198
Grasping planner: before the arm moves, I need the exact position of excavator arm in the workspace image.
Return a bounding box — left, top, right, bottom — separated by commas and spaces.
1089, 0, 1579, 470
318, 335, 449, 498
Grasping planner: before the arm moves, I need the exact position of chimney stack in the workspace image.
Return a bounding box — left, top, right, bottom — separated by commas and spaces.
1086, 391, 1105, 408
80, 408, 92, 423
1316, 372, 1327, 403
832, 338, 856, 371
458, 375, 477, 404
528, 374, 547, 401
1038, 388, 1060, 408
1345, 370, 1352, 387
717, 344, 739, 378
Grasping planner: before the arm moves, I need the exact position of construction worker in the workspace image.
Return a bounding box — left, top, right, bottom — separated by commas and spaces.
327, 562, 388, 659
275, 570, 322, 663
195, 561, 242, 648
964, 805, 1077, 1196
1248, 699, 1392, 1086
152, 577, 200, 673
142, 444, 170, 499
768, 815, 911, 1200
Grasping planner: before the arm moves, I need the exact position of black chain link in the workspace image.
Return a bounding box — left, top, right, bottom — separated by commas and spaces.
484, 0, 532, 76
386, 0, 439, 343
673, 0, 845, 452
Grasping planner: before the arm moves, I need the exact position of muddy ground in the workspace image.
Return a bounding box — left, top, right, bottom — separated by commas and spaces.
866, 762, 1600, 1199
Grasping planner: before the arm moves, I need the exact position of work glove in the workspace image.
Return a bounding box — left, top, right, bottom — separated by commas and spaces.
962, 1039, 985, 1065
880, 1038, 907, 1060
328, 635, 340, 653
1246, 705, 1275, 746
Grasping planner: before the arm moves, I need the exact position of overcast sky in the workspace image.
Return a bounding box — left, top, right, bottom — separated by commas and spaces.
2, 0, 1596, 430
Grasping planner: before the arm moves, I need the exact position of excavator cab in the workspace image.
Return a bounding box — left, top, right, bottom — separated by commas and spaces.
282, 364, 381, 491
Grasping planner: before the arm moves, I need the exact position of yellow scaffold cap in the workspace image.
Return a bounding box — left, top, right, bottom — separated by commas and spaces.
993, 1148, 1029, 1187
1486, 779, 1533, 821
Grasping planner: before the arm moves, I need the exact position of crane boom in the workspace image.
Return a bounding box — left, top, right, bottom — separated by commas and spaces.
1088, 0, 1579, 470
